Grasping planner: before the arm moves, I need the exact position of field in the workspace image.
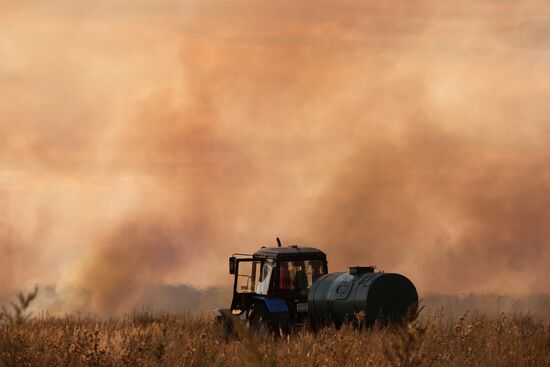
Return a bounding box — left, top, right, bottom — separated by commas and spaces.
1, 311, 550, 367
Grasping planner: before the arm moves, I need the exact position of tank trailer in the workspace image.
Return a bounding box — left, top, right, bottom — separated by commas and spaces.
215, 239, 418, 332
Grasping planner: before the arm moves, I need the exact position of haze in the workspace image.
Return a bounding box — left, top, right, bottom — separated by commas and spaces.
1, 0, 550, 315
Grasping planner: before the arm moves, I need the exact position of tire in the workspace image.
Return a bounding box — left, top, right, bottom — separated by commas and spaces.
215, 315, 234, 336
247, 302, 273, 335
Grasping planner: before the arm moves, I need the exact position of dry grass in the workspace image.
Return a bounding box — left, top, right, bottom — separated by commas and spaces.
1, 311, 549, 367
1, 288, 549, 366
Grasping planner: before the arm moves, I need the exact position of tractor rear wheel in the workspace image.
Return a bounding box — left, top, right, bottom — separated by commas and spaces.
248, 302, 274, 335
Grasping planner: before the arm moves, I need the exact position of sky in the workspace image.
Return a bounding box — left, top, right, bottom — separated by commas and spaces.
1, 0, 550, 315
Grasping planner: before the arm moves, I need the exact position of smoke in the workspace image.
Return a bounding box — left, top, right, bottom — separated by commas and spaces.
309, 121, 550, 293
1, 0, 550, 314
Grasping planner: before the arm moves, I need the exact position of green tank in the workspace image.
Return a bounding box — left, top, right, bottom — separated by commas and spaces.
308, 266, 418, 326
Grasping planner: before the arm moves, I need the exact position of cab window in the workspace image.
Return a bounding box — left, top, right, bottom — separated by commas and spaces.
278, 260, 326, 295
236, 260, 261, 293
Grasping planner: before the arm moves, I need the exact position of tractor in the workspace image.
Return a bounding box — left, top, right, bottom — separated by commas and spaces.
215, 238, 418, 333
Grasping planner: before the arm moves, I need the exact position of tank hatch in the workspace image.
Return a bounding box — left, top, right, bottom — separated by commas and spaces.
349, 266, 375, 275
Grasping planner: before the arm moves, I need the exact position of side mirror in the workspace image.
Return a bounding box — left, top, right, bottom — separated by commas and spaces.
229, 256, 236, 275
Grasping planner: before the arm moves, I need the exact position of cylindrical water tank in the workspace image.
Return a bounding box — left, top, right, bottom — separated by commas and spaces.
308, 266, 418, 326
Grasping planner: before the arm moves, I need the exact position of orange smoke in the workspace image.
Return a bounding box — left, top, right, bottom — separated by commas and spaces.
1, 0, 550, 314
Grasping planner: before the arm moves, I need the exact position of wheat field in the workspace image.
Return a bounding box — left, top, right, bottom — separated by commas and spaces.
1, 310, 549, 367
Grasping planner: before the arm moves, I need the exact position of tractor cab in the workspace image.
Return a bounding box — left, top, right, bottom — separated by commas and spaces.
226, 242, 327, 329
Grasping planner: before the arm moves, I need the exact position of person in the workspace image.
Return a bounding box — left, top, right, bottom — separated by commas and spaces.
293, 261, 308, 292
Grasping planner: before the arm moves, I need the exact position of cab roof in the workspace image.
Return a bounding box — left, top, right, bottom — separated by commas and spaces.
252, 246, 327, 261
